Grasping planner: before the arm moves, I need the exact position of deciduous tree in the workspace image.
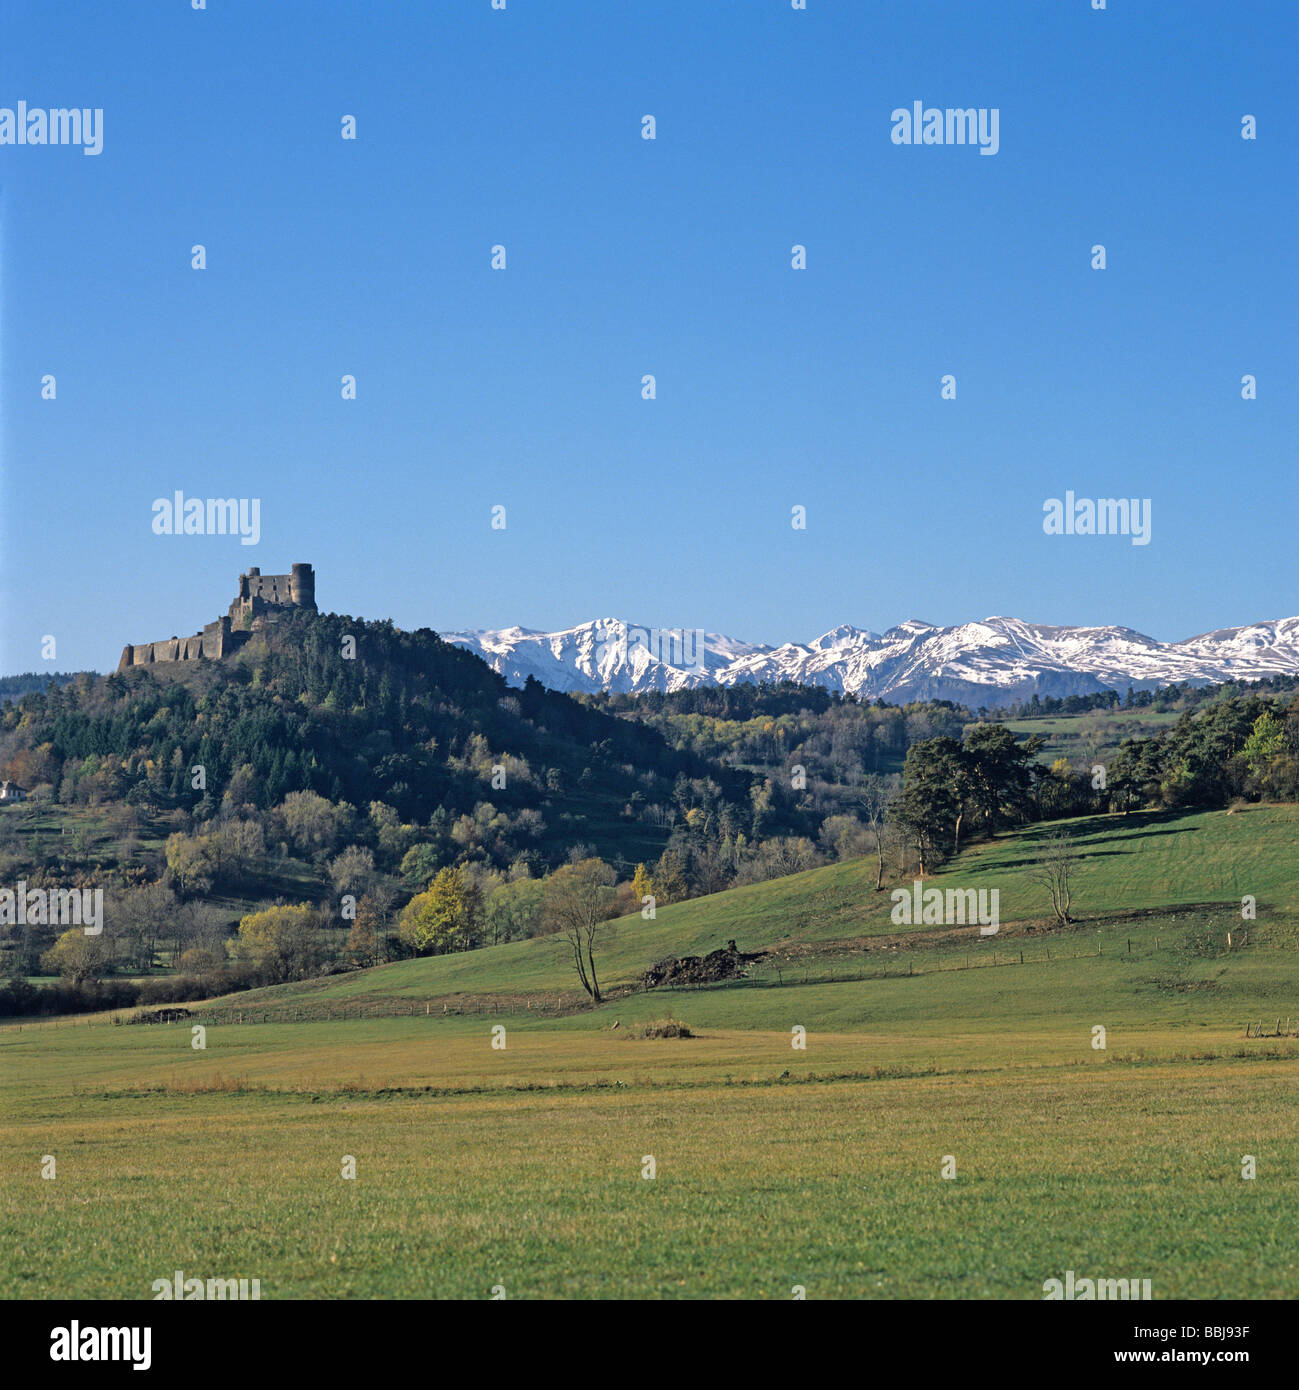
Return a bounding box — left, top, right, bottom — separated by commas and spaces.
542, 857, 618, 1003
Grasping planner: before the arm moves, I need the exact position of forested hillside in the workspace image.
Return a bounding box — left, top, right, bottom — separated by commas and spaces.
2, 609, 1297, 1017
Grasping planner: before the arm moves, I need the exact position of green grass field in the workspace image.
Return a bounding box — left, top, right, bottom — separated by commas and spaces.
992, 710, 1185, 764
184, 804, 1298, 1013
3, 805, 1297, 1299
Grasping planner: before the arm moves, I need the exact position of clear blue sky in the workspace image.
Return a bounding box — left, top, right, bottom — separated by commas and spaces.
2, 0, 1295, 674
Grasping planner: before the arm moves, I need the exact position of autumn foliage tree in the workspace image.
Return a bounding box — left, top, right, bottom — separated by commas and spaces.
234, 904, 322, 982
399, 866, 483, 955
346, 892, 388, 967
630, 863, 654, 911
42, 928, 110, 983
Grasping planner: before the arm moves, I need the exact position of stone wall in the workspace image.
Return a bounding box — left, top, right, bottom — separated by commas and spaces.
118, 567, 313, 672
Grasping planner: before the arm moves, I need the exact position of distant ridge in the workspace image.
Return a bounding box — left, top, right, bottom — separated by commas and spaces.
444, 615, 1299, 707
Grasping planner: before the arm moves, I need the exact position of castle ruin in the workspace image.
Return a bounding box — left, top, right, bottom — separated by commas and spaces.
118, 564, 317, 671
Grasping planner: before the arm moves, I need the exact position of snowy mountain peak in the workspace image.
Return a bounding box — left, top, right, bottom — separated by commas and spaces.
443, 614, 1299, 707
809, 623, 876, 650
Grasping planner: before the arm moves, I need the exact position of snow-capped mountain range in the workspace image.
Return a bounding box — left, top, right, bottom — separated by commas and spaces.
444, 615, 1299, 708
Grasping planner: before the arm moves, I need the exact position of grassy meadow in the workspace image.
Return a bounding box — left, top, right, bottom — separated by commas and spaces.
2, 804, 1297, 1299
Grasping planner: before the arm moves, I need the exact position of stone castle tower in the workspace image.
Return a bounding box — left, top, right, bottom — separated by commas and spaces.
229, 563, 317, 623
118, 564, 317, 671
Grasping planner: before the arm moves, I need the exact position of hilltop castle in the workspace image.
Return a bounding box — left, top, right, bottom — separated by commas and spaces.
118, 564, 317, 671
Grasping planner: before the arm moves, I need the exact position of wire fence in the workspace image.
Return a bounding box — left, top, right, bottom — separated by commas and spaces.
3, 933, 1289, 1039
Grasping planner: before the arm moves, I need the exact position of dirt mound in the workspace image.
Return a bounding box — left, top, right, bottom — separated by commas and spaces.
641, 940, 765, 989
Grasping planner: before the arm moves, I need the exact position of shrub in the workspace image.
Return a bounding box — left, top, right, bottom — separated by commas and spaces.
639, 1018, 693, 1039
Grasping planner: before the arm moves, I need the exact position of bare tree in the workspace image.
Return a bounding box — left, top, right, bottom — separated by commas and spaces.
1028, 827, 1079, 927
543, 857, 618, 1003
116, 881, 179, 972
328, 844, 376, 900
857, 773, 900, 890
171, 899, 231, 966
